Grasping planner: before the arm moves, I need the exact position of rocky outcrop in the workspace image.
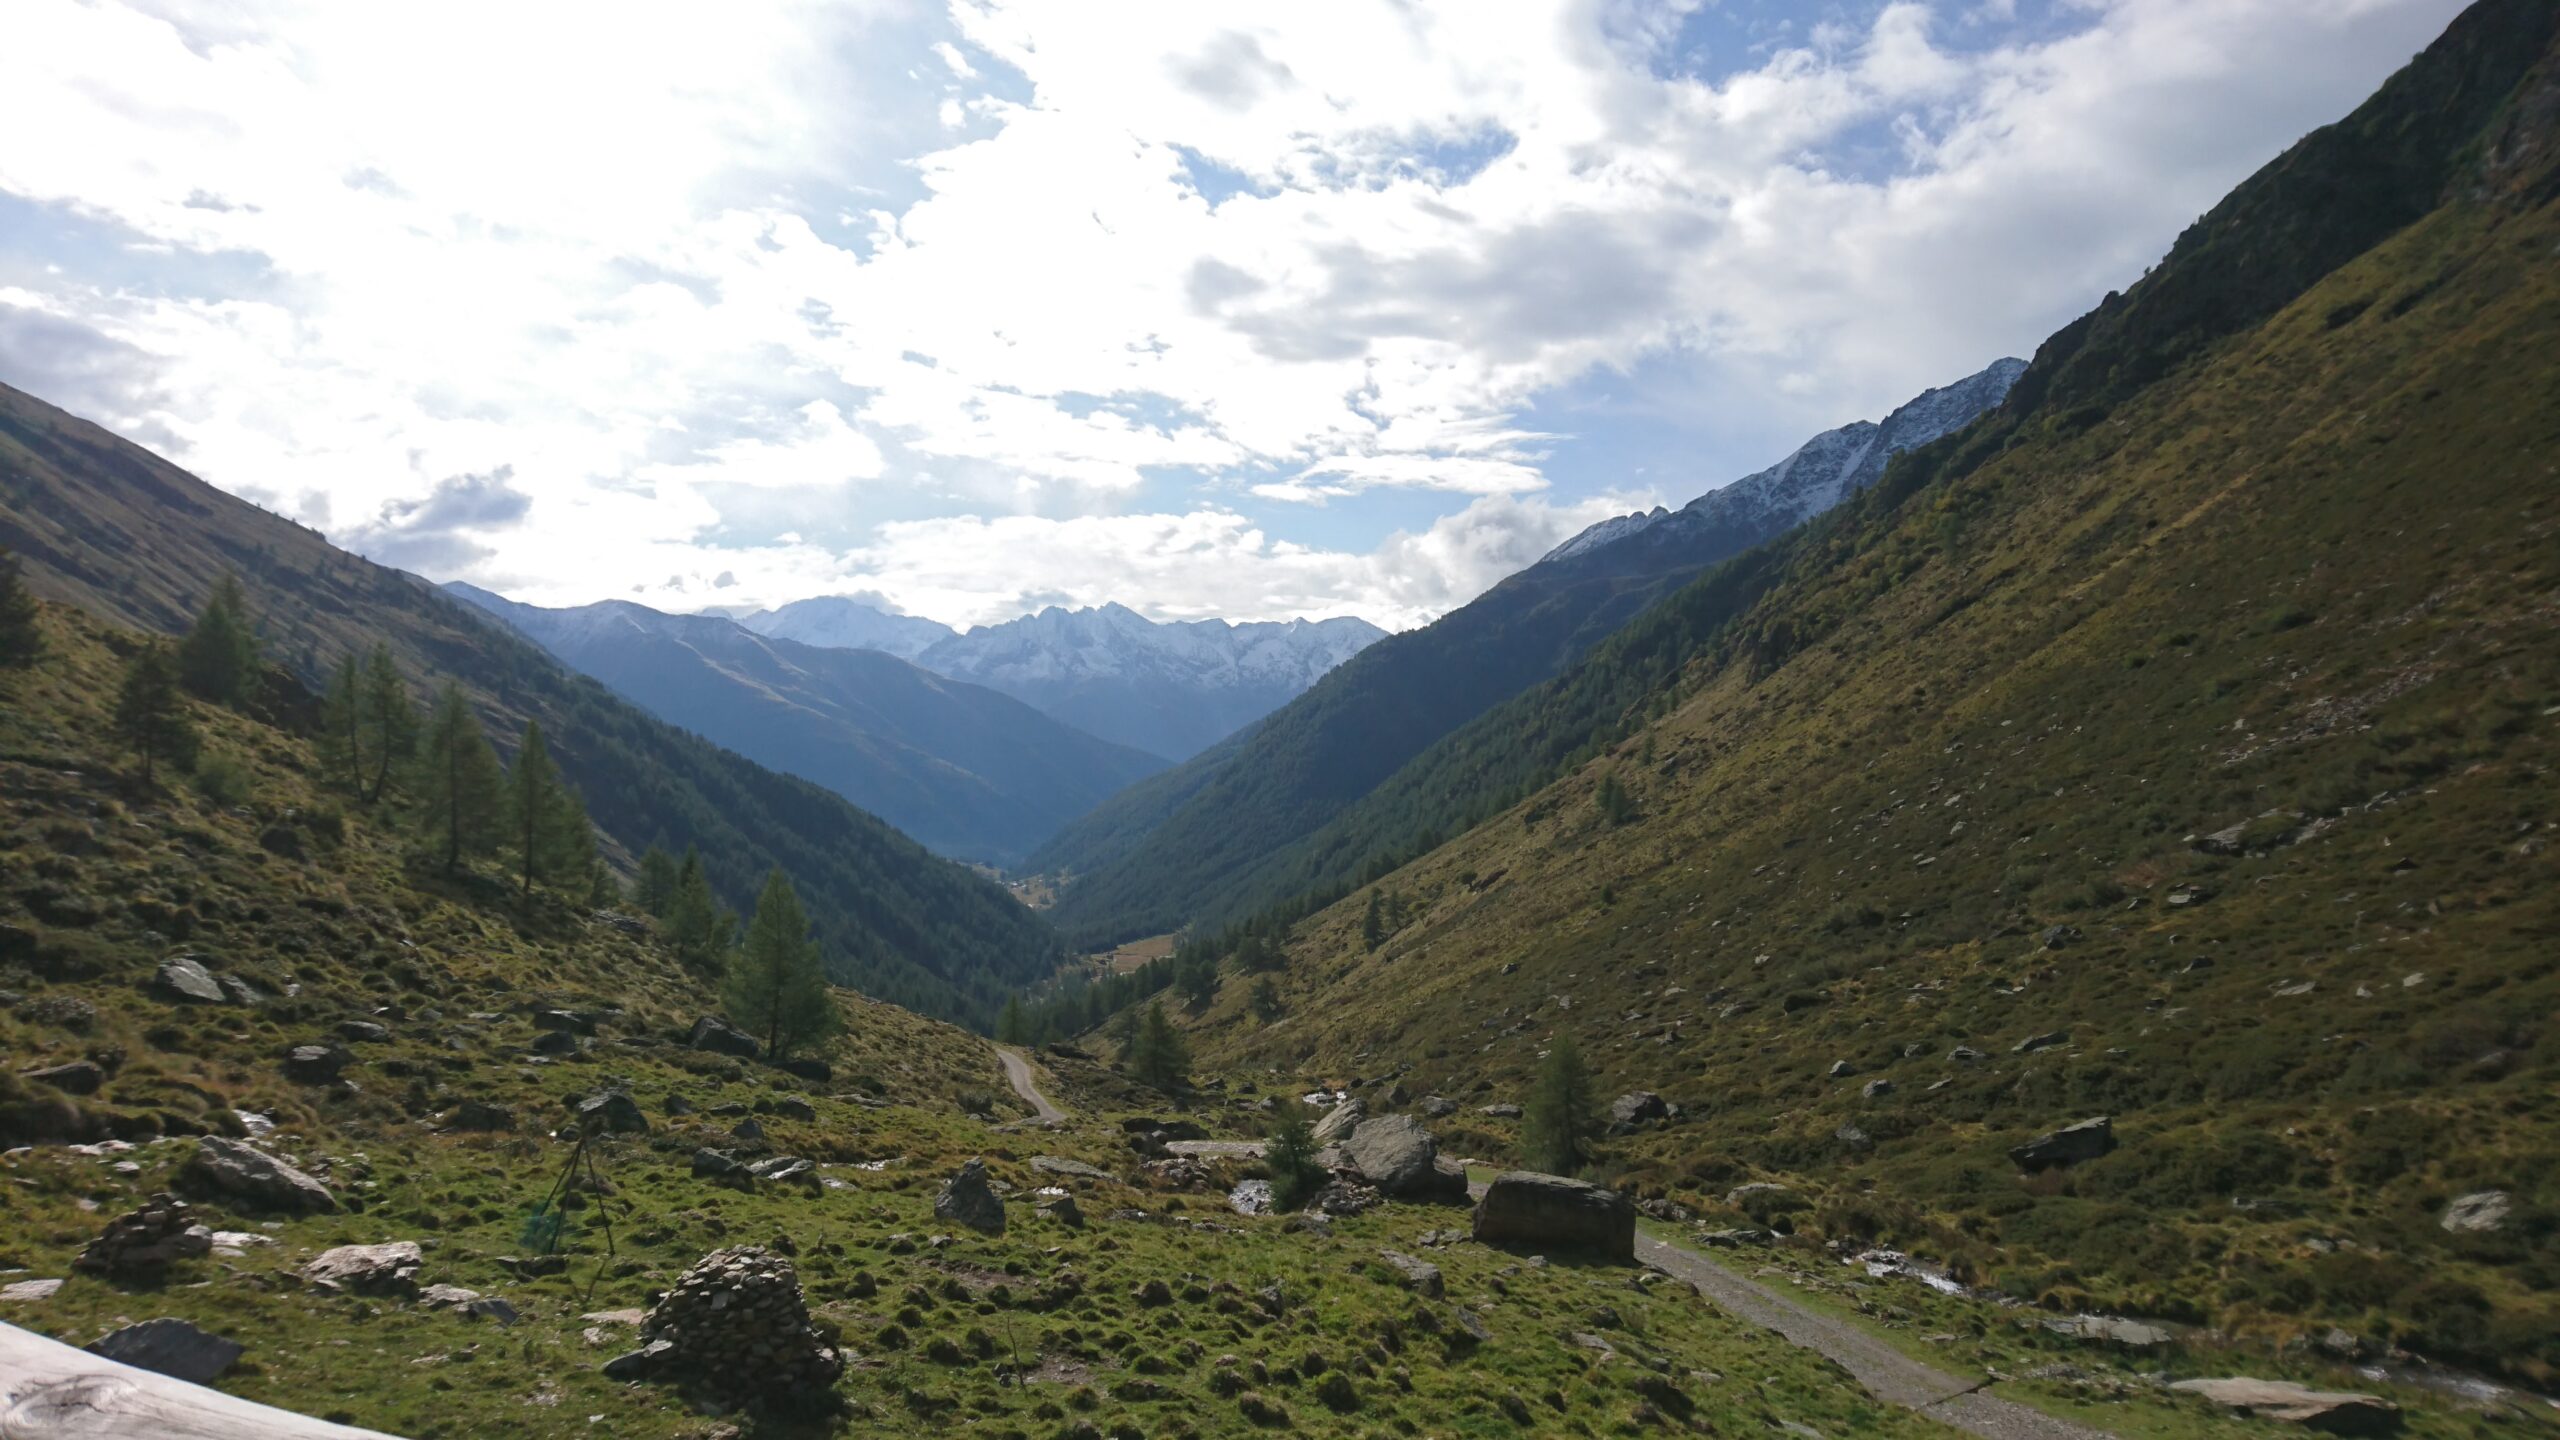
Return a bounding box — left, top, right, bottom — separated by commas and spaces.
574, 1092, 648, 1136
1609, 1092, 1669, 1129
1472, 1171, 1635, 1262
2170, 1378, 2401, 1435
153, 958, 227, 1005
2440, 1190, 2510, 1234
604, 1246, 841, 1400
1342, 1115, 1466, 1202
303, 1241, 423, 1295
85, 1317, 243, 1385
2009, 1116, 2116, 1172
1310, 1098, 1366, 1146
686, 1015, 760, 1059
283, 1044, 350, 1084
75, 1193, 212, 1278
186, 1137, 337, 1212
935, 1157, 1006, 1234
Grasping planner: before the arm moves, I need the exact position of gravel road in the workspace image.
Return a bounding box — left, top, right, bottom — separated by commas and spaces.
991, 1045, 1066, 1125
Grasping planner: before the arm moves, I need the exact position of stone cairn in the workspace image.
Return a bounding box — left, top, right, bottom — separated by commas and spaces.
74, 1192, 212, 1278
606, 1245, 841, 1401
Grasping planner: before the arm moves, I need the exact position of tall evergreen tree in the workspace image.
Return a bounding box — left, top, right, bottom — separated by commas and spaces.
503, 721, 586, 893
318, 653, 365, 795
417, 683, 504, 873
1361, 889, 1387, 949
722, 869, 841, 1059
664, 848, 736, 974
1265, 1102, 1324, 1212
1521, 1032, 1601, 1176
1250, 976, 1283, 1023
1177, 950, 1220, 1009
995, 995, 1028, 1044
634, 845, 681, 916
357, 644, 417, 804
0, 549, 43, 669
1125, 999, 1190, 1092
175, 573, 260, 706
111, 643, 194, 790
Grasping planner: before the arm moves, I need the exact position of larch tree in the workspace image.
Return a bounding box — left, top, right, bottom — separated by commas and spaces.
1126, 999, 1190, 1092
417, 682, 504, 873
111, 642, 195, 791
318, 654, 365, 796
722, 868, 840, 1060
634, 845, 680, 916
1265, 1101, 1324, 1211
663, 848, 736, 975
1521, 1031, 1601, 1177
504, 721, 587, 893
357, 644, 416, 804
175, 573, 260, 707
0, 548, 43, 669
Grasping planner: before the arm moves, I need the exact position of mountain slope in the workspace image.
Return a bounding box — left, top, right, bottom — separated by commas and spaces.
914, 603, 1386, 762
734, 594, 954, 659
1035, 359, 2023, 945
0, 381, 1060, 1025
449, 586, 1165, 867
1180, 0, 2560, 1378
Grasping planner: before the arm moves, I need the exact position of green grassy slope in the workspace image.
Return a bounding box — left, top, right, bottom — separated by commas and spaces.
0, 383, 1060, 1026
1181, 0, 2560, 1381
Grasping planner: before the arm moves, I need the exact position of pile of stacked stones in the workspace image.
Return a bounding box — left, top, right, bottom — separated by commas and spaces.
606, 1245, 841, 1401
74, 1193, 212, 1277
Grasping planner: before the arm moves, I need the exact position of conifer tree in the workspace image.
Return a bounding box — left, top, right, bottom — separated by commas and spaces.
357, 644, 416, 804
504, 721, 587, 893
1522, 1032, 1600, 1176
1177, 950, 1220, 1009
0, 549, 43, 669
1125, 999, 1190, 1092
663, 848, 736, 974
634, 845, 680, 916
175, 573, 260, 707
1250, 976, 1283, 1022
995, 995, 1028, 1045
417, 682, 504, 873
111, 642, 194, 790
1595, 768, 1636, 826
722, 868, 840, 1059
1265, 1101, 1324, 1211
318, 653, 365, 795
1361, 889, 1387, 949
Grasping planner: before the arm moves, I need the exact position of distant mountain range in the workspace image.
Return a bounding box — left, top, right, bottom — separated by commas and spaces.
1032, 355, 2026, 945
445, 586, 1167, 867
738, 598, 1386, 762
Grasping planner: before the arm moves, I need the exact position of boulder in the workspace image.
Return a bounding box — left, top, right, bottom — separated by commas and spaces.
686, 1014, 761, 1059
75, 1193, 212, 1277
304, 1240, 424, 1295
336, 1019, 391, 1043
1862, 1078, 1895, 1100
769, 1097, 817, 1123
2009, 1117, 2116, 1172
1418, 1096, 1458, 1119
2170, 1379, 2401, 1435
748, 1156, 820, 1190
2440, 1190, 2510, 1234
1031, 1155, 1116, 1183
575, 1091, 648, 1136
1479, 1103, 1522, 1119
2012, 1030, 2070, 1054
154, 958, 227, 1005
448, 1100, 515, 1132
1311, 1098, 1367, 1146
1609, 1091, 1670, 1128
1377, 1249, 1445, 1298
283, 1044, 350, 1084
21, 1059, 106, 1095
1472, 1171, 1635, 1262
533, 1009, 597, 1036
86, 1317, 243, 1385
1342, 1115, 1466, 1202
611, 1246, 841, 1398
775, 1057, 832, 1082
530, 1029, 583, 1056
186, 1136, 337, 1212
691, 1148, 746, 1182
935, 1156, 1006, 1235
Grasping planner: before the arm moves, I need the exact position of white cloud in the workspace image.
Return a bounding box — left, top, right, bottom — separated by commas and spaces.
0, 0, 2469, 629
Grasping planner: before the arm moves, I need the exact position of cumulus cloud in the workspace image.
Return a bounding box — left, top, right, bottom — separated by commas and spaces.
348, 465, 535, 572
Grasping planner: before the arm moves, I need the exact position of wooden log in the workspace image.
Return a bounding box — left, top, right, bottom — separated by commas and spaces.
0, 1321, 406, 1439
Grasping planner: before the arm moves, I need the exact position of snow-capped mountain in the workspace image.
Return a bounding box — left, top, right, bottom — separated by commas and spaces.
734, 596, 955, 659
916, 603, 1387, 762
1541, 357, 2029, 570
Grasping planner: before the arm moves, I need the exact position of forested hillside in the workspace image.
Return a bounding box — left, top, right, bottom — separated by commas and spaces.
0, 384, 1061, 1026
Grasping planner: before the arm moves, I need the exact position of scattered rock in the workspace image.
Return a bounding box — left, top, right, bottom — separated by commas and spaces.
304, 1240, 424, 1295
774, 1057, 832, 1082
75, 1193, 212, 1277
1377, 1249, 1444, 1298
336, 1019, 391, 1043
21, 1059, 106, 1095
1609, 1091, 1670, 1128
447, 1100, 515, 1132
2440, 1190, 2510, 1234
1948, 1045, 1985, 1062
2042, 1314, 2174, 1348
530, 1029, 583, 1056
1827, 1060, 1857, 1079
662, 1094, 695, 1117
2040, 925, 2082, 950
1031, 1155, 1115, 1183
533, 1009, 597, 1036
1342, 1115, 1466, 1202
768, 1097, 816, 1123
86, 1317, 243, 1384
1038, 1191, 1085, 1227
0, 1278, 63, 1302
186, 1136, 337, 1212
1472, 1170, 1635, 1262
691, 1148, 747, 1182
283, 1044, 351, 1084
1227, 1179, 1273, 1217
1313, 1179, 1380, 1217
154, 958, 227, 1005
1479, 1103, 1522, 1119
2170, 1378, 2401, 1435
686, 1015, 761, 1060
935, 1156, 1006, 1235
1418, 1095, 1458, 1119
1861, 1078, 1895, 1099
1311, 1098, 1367, 1146
575, 1091, 648, 1136
2012, 1030, 2069, 1054
2009, 1117, 2116, 1172
748, 1156, 819, 1191
732, 1117, 766, 1143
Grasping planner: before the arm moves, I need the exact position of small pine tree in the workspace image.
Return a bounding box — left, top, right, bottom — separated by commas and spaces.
1595, 769, 1635, 826
504, 721, 588, 893
357, 644, 417, 804
318, 654, 365, 795
417, 683, 505, 873
0, 549, 43, 669
1249, 976, 1283, 1022
722, 869, 841, 1060
1265, 1102, 1324, 1211
663, 848, 736, 974
1521, 1032, 1600, 1176
1177, 952, 1220, 1010
634, 845, 680, 916
1126, 999, 1190, 1092
1361, 890, 1387, 950
175, 573, 260, 706
995, 995, 1028, 1045
111, 642, 195, 790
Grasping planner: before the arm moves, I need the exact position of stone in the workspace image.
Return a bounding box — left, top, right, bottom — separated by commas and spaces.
1342, 1115, 1465, 1202
2009, 1117, 2116, 1172
2170, 1378, 2401, 1435
1828, 1060, 1856, 1079
775, 1056, 832, 1082
304, 1240, 424, 1295
686, 1014, 761, 1059
2012, 1030, 2070, 1054
533, 1009, 596, 1036
284, 1044, 351, 1084
1418, 1095, 1458, 1119
2042, 1314, 2174, 1347
748, 1156, 819, 1190
1, 1278, 64, 1301
86, 1317, 243, 1384
75, 1192, 212, 1277
691, 1148, 746, 1181
1724, 1182, 1794, 1209
22, 1058, 107, 1096
1032, 1155, 1116, 1182
770, 1097, 817, 1123
1314, 1179, 1380, 1217
187, 1136, 337, 1212
732, 1117, 765, 1143
155, 957, 227, 1004
662, 1093, 695, 1117
1377, 1249, 1444, 1298
1609, 1091, 1670, 1128
2040, 925, 2082, 950
419, 1284, 483, 1309
1861, 1078, 1895, 1099
1473, 1171, 1635, 1262
530, 1029, 583, 1056
448, 1100, 515, 1132
463, 1296, 521, 1326
218, 975, 264, 1007
616, 1245, 841, 1398
2440, 1190, 2510, 1234
1479, 1103, 1522, 1119
336, 1019, 391, 1043
575, 1091, 649, 1135
935, 1156, 1006, 1234
1311, 1098, 1367, 1146
1039, 1192, 1085, 1227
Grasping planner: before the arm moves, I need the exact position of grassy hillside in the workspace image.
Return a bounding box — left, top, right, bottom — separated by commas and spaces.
0, 602, 1988, 1438
1178, 0, 2560, 1382
0, 383, 1061, 1026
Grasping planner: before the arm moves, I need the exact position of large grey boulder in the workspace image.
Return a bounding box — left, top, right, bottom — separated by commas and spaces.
1343, 1115, 1466, 1202
154, 957, 227, 1005
86, 1317, 243, 1384
186, 1137, 337, 1212
1609, 1091, 1669, 1129
1311, 1097, 1367, 1146
2009, 1116, 2115, 1172
935, 1156, 1006, 1235
2440, 1190, 2510, 1234
283, 1043, 351, 1084
575, 1091, 648, 1135
304, 1240, 424, 1295
2170, 1378, 2401, 1435
1472, 1171, 1635, 1262
21, 1059, 106, 1095
687, 1014, 761, 1059
75, 1193, 212, 1277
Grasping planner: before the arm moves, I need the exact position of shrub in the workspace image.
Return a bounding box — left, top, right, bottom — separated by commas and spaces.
192, 753, 253, 808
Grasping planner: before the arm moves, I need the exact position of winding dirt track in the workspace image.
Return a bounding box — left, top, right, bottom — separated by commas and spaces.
991, 1044, 1066, 1125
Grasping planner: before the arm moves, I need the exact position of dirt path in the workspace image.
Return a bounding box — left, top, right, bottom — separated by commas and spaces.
992, 1045, 1066, 1125
1636, 1235, 2116, 1440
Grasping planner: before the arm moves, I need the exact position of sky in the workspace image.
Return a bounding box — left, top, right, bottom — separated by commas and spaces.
0, 0, 2466, 631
